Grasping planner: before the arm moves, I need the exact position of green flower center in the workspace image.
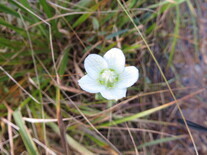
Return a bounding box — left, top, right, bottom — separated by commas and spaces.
99, 69, 119, 88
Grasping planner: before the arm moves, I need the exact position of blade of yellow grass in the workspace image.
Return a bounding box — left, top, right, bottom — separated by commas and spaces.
126, 124, 139, 155
56, 87, 69, 154
32, 138, 56, 155
100, 126, 174, 137
92, 87, 197, 117
116, 0, 199, 154
8, 109, 14, 155
23, 117, 72, 123
99, 88, 205, 127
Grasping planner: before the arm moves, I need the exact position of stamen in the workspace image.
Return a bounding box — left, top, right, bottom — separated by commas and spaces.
99, 69, 119, 88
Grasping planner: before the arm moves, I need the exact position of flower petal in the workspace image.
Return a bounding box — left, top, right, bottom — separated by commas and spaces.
103, 48, 125, 73
117, 66, 139, 88
78, 75, 105, 93
84, 54, 108, 79
100, 88, 127, 100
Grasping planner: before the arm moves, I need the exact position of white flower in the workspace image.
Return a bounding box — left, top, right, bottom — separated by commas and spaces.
78, 48, 139, 100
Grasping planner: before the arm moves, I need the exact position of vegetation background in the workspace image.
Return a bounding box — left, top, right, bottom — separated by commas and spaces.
0, 0, 207, 154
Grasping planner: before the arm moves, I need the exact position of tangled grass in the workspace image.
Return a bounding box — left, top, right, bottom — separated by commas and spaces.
0, 0, 207, 154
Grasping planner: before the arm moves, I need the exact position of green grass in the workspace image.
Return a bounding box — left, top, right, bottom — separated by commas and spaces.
0, 0, 204, 154
13, 110, 39, 155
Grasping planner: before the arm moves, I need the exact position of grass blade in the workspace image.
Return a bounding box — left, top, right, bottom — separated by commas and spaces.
99, 88, 204, 127
13, 110, 39, 155
137, 135, 185, 149
168, 5, 180, 66
48, 122, 95, 155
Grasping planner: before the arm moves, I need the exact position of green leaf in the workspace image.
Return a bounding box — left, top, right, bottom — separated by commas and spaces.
92, 17, 99, 30
138, 135, 185, 149
106, 29, 128, 40
9, 0, 48, 38
0, 3, 20, 18
0, 18, 26, 35
39, 0, 57, 32
168, 6, 180, 66
58, 48, 70, 76
13, 110, 39, 155
0, 38, 22, 50
72, 4, 99, 28
148, 0, 186, 9
0, 3, 31, 22
39, 0, 52, 18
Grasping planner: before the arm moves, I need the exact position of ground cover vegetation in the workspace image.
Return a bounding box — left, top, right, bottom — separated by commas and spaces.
0, 0, 207, 154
